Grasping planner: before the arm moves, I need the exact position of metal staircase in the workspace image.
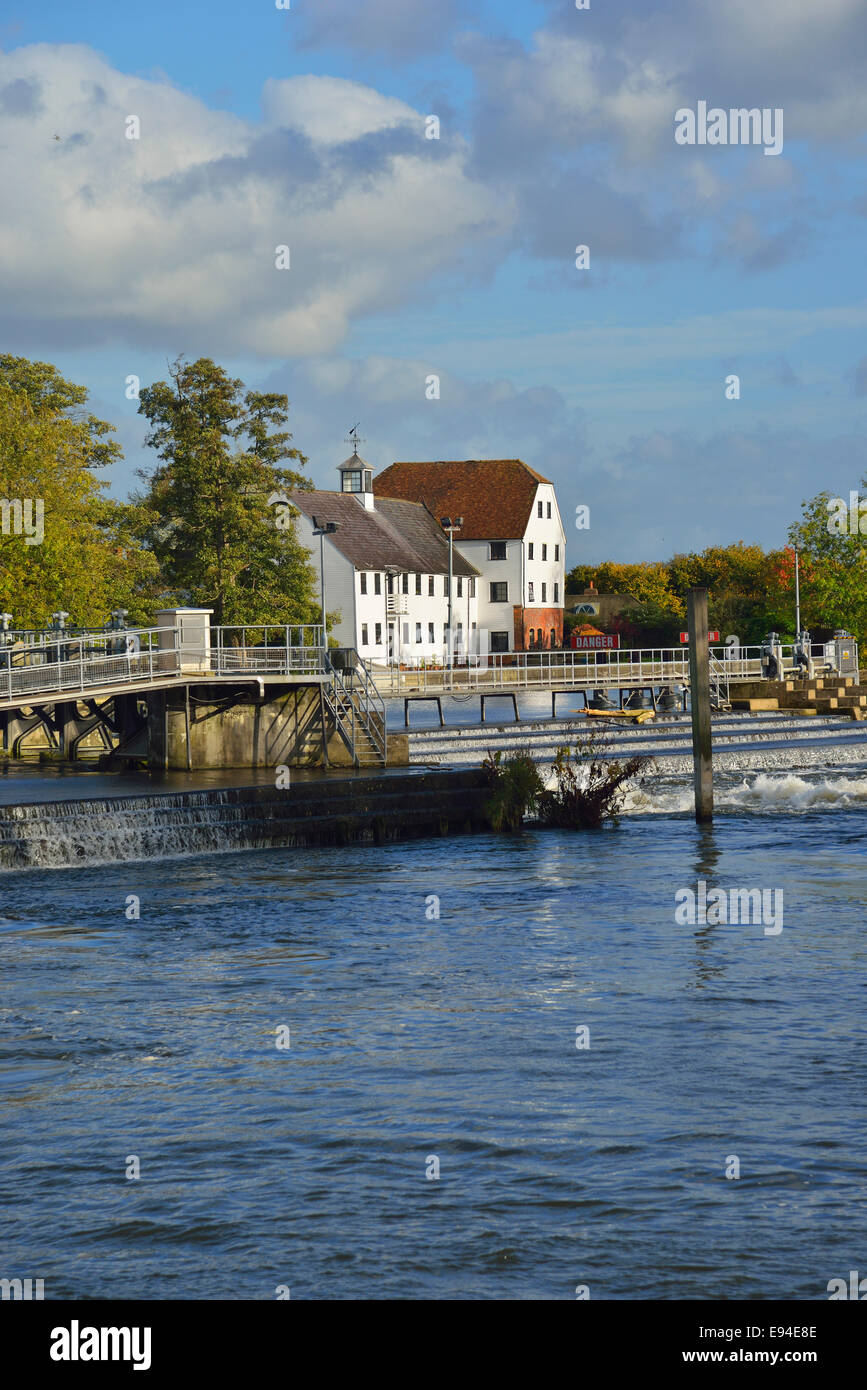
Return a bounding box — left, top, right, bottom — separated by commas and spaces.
322, 651, 388, 767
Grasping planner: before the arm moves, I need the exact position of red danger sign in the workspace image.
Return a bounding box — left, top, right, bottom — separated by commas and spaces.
680, 631, 720, 642
572, 634, 620, 650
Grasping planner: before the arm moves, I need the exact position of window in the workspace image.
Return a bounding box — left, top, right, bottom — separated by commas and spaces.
528, 628, 535, 646
415, 573, 422, 595
387, 573, 394, 595
550, 627, 556, 647
374, 572, 381, 595
554, 582, 559, 603
542, 583, 547, 603
402, 573, 409, 594
537, 501, 543, 518
554, 545, 559, 561
457, 577, 463, 597
547, 502, 551, 519
469, 578, 475, 598
428, 622, 435, 643
428, 575, 435, 596
361, 624, 369, 645
360, 572, 367, 595
490, 581, 509, 603
342, 469, 362, 493
375, 622, 382, 644
443, 575, 449, 596
415, 622, 422, 644
542, 544, 547, 561
528, 542, 534, 560
491, 632, 509, 652
528, 581, 534, 603
489, 541, 507, 560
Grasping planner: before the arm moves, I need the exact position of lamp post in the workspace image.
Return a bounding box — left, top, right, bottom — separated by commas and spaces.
440, 516, 463, 672
794, 547, 801, 637
311, 517, 339, 646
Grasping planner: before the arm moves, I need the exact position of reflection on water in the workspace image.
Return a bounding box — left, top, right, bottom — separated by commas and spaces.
2, 813, 866, 1299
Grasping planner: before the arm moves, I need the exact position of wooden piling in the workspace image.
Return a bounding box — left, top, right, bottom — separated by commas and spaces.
687, 587, 713, 823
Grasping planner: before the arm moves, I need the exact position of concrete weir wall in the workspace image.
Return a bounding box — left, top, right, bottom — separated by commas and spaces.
0, 769, 492, 869
146, 684, 408, 770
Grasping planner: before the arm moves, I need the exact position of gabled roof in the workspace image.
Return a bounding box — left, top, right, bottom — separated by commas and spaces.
288, 491, 479, 577
373, 459, 551, 541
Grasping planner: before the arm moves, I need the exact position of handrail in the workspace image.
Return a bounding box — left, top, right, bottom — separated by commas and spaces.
367, 640, 858, 696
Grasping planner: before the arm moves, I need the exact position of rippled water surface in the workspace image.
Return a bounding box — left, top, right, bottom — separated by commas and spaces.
2, 806, 867, 1299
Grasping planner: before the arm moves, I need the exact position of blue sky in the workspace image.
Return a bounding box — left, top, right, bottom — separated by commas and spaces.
2, 0, 866, 561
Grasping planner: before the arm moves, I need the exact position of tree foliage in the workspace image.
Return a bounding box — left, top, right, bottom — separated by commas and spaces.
0, 358, 160, 628
133, 357, 319, 626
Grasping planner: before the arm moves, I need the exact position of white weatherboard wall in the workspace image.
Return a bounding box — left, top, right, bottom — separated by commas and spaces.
453, 482, 566, 651
294, 511, 357, 648
295, 509, 479, 661
523, 482, 567, 611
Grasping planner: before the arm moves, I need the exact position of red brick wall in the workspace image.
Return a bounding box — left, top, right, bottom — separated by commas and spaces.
518, 606, 563, 650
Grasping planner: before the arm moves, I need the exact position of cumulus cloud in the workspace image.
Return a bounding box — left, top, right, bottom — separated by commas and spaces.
0, 46, 509, 356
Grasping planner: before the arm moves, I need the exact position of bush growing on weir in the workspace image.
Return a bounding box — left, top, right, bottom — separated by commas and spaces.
482, 731, 652, 832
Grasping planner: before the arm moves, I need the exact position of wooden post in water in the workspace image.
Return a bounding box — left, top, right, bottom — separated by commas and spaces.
687, 586, 713, 823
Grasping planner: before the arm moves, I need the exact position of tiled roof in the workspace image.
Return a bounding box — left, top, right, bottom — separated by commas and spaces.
373, 459, 550, 541
289, 491, 479, 577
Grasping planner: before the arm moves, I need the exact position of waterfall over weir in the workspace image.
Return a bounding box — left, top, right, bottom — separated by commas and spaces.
0, 771, 490, 871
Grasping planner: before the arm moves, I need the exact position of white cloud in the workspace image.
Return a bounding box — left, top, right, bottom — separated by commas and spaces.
0, 45, 509, 356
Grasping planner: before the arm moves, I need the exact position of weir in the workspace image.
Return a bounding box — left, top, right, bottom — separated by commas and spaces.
0, 769, 490, 871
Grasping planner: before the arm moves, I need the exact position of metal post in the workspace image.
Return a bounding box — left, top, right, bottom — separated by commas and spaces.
447, 530, 453, 679
794, 548, 801, 636
687, 587, 713, 823
319, 530, 326, 630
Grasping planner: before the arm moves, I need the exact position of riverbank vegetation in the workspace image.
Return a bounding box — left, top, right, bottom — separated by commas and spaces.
568, 512, 867, 648
482, 731, 652, 832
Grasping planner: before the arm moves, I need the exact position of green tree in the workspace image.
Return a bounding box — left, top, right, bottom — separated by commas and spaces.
785, 491, 867, 641
134, 357, 318, 626
0, 360, 160, 628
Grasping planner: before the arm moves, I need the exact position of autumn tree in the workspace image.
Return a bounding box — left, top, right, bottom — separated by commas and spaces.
0, 356, 160, 628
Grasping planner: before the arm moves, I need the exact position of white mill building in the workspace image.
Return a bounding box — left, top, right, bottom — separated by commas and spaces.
289, 451, 480, 666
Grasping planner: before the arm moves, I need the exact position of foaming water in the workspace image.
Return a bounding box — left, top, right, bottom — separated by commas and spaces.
623, 769, 867, 817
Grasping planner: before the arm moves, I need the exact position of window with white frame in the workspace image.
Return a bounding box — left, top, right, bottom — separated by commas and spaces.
361, 623, 368, 644
528, 581, 534, 602
375, 622, 382, 644
428, 575, 435, 596
490, 581, 508, 603
374, 572, 381, 595
360, 572, 367, 594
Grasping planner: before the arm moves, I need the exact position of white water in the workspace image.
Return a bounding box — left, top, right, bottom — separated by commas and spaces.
624, 770, 867, 816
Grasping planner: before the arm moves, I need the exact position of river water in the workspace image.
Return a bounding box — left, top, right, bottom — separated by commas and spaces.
2, 752, 866, 1299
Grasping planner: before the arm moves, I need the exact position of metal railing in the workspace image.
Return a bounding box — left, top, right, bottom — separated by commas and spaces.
212, 625, 326, 676
366, 643, 856, 697
0, 626, 181, 704
0, 623, 329, 705
322, 649, 387, 766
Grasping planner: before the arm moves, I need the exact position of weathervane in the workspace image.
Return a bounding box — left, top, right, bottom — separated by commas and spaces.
345, 423, 366, 457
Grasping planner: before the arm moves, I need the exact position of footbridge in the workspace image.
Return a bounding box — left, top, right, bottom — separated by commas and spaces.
0, 619, 388, 770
